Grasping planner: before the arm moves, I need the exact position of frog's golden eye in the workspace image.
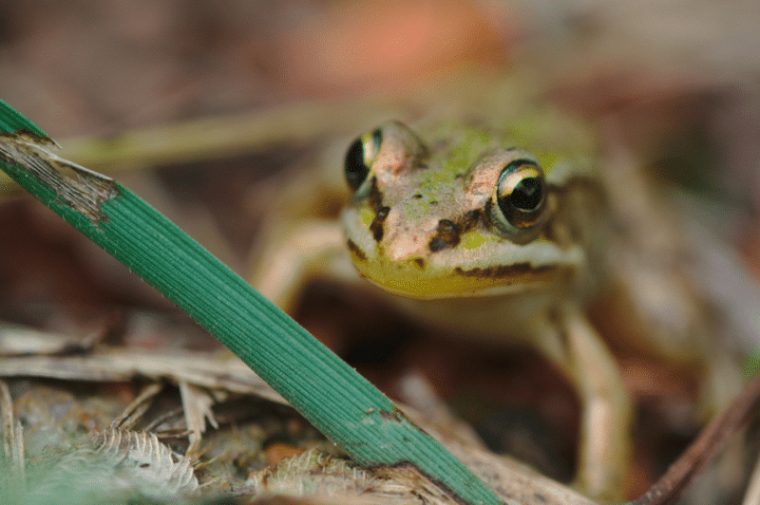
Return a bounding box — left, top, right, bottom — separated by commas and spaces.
491, 159, 548, 238
344, 128, 382, 192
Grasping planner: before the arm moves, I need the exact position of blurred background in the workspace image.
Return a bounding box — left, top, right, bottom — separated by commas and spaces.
1, 0, 759, 276
0, 1, 759, 502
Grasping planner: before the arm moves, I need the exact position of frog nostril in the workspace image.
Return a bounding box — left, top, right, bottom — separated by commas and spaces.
369, 206, 390, 242
428, 219, 461, 252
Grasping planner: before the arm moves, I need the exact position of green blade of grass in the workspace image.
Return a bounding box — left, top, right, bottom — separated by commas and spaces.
0, 100, 503, 505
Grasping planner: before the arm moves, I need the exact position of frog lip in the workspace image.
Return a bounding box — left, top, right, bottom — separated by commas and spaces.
353, 256, 571, 300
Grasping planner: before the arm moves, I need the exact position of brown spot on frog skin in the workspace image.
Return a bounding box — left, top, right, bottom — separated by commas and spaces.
458, 208, 482, 232
428, 219, 461, 252
453, 262, 556, 279
427, 210, 483, 253
346, 239, 367, 261
368, 177, 384, 211
370, 206, 390, 242
366, 177, 391, 242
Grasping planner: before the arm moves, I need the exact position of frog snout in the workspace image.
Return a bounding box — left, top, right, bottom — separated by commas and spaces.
381, 214, 438, 262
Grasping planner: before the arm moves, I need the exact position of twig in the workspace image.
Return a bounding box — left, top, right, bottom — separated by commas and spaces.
0, 380, 14, 460
631, 374, 760, 505
179, 381, 217, 459
743, 450, 760, 505
111, 382, 164, 429
0, 380, 25, 497
156, 429, 194, 440
0, 348, 288, 404
0, 95, 397, 194
143, 405, 185, 432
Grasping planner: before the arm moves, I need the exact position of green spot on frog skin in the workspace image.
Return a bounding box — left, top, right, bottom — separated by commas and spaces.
460, 230, 496, 250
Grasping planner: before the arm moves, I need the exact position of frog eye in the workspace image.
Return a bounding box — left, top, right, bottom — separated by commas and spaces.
344, 128, 382, 192
491, 159, 548, 237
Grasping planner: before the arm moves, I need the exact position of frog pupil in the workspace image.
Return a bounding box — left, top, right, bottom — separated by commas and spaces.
511, 177, 542, 210
344, 138, 369, 191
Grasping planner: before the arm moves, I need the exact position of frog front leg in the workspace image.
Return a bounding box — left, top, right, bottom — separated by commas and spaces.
533, 303, 632, 502
249, 219, 355, 312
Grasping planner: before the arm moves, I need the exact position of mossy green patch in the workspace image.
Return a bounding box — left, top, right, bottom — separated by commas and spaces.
744, 348, 760, 377
460, 230, 497, 250
359, 206, 375, 227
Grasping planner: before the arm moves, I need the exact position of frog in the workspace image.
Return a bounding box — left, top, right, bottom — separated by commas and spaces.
249, 105, 741, 502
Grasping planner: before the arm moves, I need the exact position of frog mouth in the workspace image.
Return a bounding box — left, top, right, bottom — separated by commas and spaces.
354, 256, 571, 300
341, 207, 582, 300
452, 262, 558, 280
